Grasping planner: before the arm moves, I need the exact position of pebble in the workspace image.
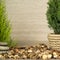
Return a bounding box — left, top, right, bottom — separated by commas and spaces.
0, 55, 3, 58
38, 53, 42, 58
0, 46, 9, 51
0, 51, 8, 54
10, 50, 14, 55
35, 49, 40, 54
53, 51, 59, 58
14, 55, 20, 59
19, 49, 25, 54
15, 49, 19, 53
22, 54, 27, 59
47, 54, 52, 59
28, 49, 33, 53
8, 55, 13, 58
42, 54, 48, 60
0, 42, 8, 46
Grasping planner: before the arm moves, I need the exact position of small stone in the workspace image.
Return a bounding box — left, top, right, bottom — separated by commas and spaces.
0, 51, 8, 54
42, 54, 48, 60
14, 55, 20, 59
0, 55, 3, 58
4, 54, 9, 58
8, 55, 14, 58
15, 49, 19, 53
43, 50, 51, 55
8, 52, 12, 55
22, 54, 27, 59
0, 46, 9, 51
10, 50, 14, 55
28, 49, 33, 53
40, 44, 47, 48
35, 49, 40, 54
32, 54, 37, 59
53, 54, 58, 59
41, 45, 45, 48
28, 53, 35, 59
38, 53, 42, 58
0, 42, 8, 46
28, 46, 34, 49
47, 54, 52, 59
53, 51, 59, 59
19, 49, 25, 54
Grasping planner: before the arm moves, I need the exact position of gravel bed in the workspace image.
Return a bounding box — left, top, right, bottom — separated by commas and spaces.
0, 44, 60, 60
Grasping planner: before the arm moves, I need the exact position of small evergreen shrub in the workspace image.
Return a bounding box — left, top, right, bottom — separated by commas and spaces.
0, 0, 11, 44
46, 0, 60, 34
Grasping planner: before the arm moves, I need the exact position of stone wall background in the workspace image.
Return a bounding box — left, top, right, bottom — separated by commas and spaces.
6, 0, 53, 46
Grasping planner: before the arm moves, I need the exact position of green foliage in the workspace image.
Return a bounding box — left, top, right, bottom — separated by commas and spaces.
46, 0, 60, 34
0, 0, 11, 43
8, 39, 17, 47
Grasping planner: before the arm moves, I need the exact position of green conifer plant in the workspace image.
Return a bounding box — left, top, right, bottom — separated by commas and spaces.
0, 0, 11, 44
46, 0, 60, 34
46, 0, 60, 50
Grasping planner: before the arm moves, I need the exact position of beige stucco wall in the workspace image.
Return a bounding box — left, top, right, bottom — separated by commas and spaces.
6, 0, 52, 46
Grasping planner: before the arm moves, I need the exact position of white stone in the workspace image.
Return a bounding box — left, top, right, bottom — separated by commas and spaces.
47, 54, 52, 59
0, 55, 3, 58
14, 55, 20, 59
0, 46, 9, 50
22, 55, 27, 59
35, 49, 40, 54
53, 54, 58, 58
0, 51, 8, 54
53, 52, 58, 58
28, 49, 32, 53
38, 53, 42, 58
0, 42, 8, 46
42, 54, 48, 60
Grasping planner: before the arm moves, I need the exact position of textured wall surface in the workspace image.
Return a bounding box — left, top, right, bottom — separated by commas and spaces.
6, 0, 52, 46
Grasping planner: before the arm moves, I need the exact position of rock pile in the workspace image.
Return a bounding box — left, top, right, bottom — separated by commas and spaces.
0, 42, 9, 54
0, 44, 60, 60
